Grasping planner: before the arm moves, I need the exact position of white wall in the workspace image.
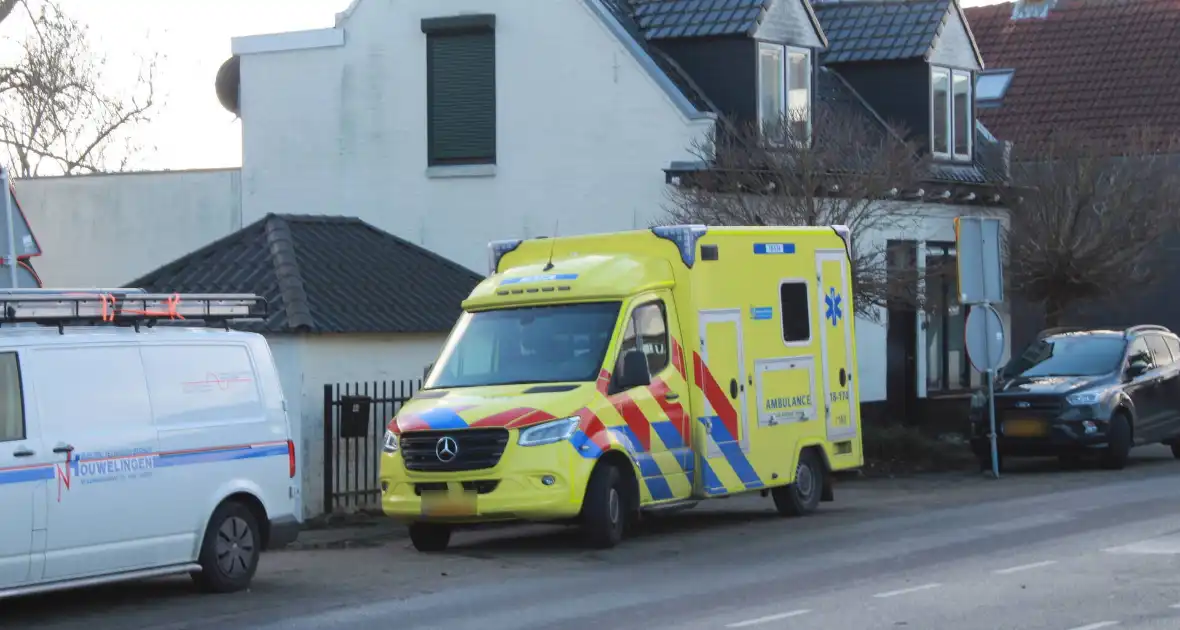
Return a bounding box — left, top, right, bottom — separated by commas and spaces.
853, 202, 1011, 403
15, 169, 243, 288
235, 0, 714, 274
268, 331, 448, 517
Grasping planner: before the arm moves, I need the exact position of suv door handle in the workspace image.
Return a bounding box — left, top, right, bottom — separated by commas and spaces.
664, 392, 680, 401
13, 447, 34, 457
52, 444, 74, 454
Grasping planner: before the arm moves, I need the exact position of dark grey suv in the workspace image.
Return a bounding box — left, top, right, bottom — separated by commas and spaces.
969, 325, 1180, 470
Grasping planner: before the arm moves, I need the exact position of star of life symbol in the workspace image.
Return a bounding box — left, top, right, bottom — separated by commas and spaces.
824, 287, 843, 326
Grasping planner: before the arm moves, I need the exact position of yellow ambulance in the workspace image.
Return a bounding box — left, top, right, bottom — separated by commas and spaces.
379, 225, 864, 551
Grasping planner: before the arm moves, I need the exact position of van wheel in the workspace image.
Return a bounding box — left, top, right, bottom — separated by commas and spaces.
1101, 412, 1132, 470
408, 523, 452, 552
581, 462, 626, 549
192, 501, 261, 593
772, 449, 824, 517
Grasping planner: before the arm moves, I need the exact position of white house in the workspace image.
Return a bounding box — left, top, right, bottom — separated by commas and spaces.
17, 0, 1017, 515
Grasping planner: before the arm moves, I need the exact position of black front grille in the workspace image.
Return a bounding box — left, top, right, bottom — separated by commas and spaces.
401, 429, 509, 472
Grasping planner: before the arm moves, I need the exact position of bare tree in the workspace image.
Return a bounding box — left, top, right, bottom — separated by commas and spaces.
1004, 129, 1180, 327
0, 0, 156, 176
661, 106, 933, 320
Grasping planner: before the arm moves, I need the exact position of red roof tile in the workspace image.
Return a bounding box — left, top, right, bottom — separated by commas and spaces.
965, 0, 1180, 153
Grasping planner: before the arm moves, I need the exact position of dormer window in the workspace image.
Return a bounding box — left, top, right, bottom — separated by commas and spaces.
758, 42, 812, 144
931, 66, 973, 161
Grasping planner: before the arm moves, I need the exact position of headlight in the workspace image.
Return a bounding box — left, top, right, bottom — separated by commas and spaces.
518, 416, 580, 447
1066, 389, 1109, 406
382, 430, 399, 453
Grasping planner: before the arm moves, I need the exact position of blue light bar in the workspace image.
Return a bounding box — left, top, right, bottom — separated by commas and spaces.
651, 225, 708, 268
487, 239, 523, 275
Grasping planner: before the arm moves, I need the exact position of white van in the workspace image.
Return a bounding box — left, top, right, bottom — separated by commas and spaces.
0, 291, 300, 599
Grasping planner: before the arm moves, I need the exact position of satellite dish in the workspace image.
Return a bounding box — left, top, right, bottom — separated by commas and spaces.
215, 55, 240, 116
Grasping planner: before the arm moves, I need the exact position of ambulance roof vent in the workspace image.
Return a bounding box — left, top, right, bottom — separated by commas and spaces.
0, 292, 268, 335
651, 224, 708, 269
488, 239, 523, 275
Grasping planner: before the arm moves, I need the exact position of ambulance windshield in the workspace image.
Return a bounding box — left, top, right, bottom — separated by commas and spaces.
425, 302, 621, 389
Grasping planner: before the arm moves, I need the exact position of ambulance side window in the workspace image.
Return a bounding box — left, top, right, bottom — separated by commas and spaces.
615, 302, 669, 378
0, 352, 25, 442
634, 302, 669, 375
780, 281, 811, 343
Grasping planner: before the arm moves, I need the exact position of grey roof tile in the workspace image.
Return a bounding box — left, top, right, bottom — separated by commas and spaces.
127, 214, 483, 334
623, 0, 771, 39
813, 0, 951, 64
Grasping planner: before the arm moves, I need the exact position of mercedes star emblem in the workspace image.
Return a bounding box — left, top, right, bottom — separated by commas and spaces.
435, 436, 459, 462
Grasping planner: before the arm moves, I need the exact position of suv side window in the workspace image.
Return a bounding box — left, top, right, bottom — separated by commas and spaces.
1127, 337, 1153, 370
615, 301, 670, 379
1167, 336, 1180, 363
0, 352, 25, 442
1146, 335, 1174, 367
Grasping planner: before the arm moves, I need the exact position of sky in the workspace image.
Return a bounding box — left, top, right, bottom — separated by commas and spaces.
26, 0, 1003, 173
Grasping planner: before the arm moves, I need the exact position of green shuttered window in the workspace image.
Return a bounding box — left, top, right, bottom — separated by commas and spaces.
426, 28, 496, 166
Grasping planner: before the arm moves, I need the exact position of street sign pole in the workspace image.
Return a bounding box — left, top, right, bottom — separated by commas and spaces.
1, 167, 18, 289
957, 216, 1006, 480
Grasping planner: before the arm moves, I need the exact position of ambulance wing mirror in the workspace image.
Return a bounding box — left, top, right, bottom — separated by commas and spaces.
616, 350, 651, 391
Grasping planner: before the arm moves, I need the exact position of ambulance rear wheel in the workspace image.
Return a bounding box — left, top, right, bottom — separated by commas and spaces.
772, 449, 824, 517
409, 522, 452, 552
581, 462, 626, 549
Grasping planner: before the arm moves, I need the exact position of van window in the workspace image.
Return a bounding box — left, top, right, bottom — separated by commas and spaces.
0, 353, 24, 442
140, 344, 264, 427
622, 302, 669, 376
780, 281, 811, 343
1146, 335, 1173, 367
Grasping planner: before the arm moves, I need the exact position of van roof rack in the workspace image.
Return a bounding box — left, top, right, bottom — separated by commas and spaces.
0, 291, 267, 334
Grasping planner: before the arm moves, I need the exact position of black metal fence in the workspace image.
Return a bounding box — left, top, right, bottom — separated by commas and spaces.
323, 379, 420, 513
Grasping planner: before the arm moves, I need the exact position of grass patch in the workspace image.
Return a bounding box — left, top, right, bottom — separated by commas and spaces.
862, 423, 976, 476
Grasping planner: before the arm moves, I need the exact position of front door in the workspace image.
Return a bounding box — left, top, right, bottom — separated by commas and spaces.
0, 350, 45, 589
817, 251, 858, 441
697, 309, 758, 494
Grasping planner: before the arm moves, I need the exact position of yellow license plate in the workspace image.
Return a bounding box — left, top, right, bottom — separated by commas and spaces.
421, 490, 477, 517
1004, 418, 1048, 437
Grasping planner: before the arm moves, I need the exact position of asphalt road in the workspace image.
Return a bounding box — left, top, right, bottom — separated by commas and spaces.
6, 447, 1180, 630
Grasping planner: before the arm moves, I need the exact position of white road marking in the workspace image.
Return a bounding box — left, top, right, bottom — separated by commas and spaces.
1105, 533, 1180, 555
1171, 603, 1180, 609
993, 560, 1058, 575
1066, 622, 1119, 630
872, 583, 942, 599
725, 610, 811, 628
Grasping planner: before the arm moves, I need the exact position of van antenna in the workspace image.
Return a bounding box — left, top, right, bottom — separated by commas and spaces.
543, 219, 559, 271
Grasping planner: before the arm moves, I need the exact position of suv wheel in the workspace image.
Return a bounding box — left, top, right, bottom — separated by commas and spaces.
1101, 412, 1132, 470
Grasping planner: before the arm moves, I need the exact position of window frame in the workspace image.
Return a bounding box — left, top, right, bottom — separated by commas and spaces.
1145, 334, 1173, 367
0, 351, 24, 443
778, 278, 812, 346
423, 15, 497, 168
756, 42, 813, 145
930, 65, 974, 162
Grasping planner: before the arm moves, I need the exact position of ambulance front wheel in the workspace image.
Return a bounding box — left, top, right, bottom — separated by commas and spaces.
581, 462, 628, 548
409, 522, 452, 552
772, 449, 824, 517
